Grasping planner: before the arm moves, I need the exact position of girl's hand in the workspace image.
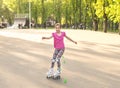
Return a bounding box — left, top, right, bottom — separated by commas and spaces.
42, 36, 53, 40
74, 41, 77, 44
42, 37, 46, 40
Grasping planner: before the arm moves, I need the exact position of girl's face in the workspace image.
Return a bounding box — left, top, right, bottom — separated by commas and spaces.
55, 26, 61, 33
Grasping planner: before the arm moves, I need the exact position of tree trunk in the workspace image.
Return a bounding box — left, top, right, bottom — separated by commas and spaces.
41, 0, 45, 28
103, 14, 107, 33
79, 0, 82, 23
17, 0, 20, 14
55, 0, 61, 24
111, 21, 113, 30
103, 0, 108, 33
35, 6, 38, 26
84, 2, 88, 30
73, 13, 77, 29
65, 7, 68, 28
93, 19, 98, 31
72, 0, 77, 29
118, 23, 120, 35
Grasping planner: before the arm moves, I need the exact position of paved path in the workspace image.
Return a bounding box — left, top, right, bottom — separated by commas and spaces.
0, 29, 120, 88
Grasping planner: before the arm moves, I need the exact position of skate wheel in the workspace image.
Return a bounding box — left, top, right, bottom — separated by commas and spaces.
46, 76, 51, 79
46, 76, 49, 79
53, 76, 61, 80
46, 76, 54, 79
57, 76, 60, 79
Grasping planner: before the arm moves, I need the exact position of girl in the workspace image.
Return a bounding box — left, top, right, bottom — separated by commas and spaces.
42, 23, 77, 79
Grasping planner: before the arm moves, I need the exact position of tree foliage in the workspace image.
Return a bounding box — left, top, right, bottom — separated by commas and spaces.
0, 0, 120, 34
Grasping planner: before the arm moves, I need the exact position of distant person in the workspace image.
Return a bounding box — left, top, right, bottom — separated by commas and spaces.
42, 23, 77, 79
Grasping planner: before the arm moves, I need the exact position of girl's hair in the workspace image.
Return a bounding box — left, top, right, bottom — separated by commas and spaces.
55, 23, 61, 28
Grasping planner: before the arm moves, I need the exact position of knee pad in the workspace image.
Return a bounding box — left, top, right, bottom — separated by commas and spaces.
51, 59, 56, 63
56, 58, 60, 62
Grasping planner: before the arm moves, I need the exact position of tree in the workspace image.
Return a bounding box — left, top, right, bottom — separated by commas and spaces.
107, 0, 120, 34
94, 0, 109, 33
90, 0, 98, 31
0, 0, 120, 35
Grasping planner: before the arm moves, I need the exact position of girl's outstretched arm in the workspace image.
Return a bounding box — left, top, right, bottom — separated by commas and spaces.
42, 36, 53, 40
65, 35, 77, 44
